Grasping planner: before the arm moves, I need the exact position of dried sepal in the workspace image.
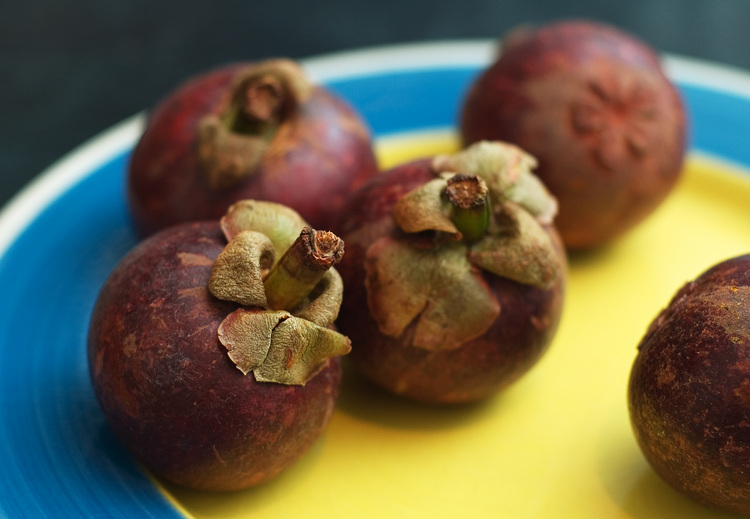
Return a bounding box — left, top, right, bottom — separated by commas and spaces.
254, 316, 352, 385
364, 236, 500, 351
293, 269, 345, 328
220, 199, 309, 256
218, 308, 284, 374
197, 120, 269, 189
208, 230, 274, 306
392, 176, 459, 237
197, 59, 314, 190
217, 308, 350, 385
468, 203, 562, 290
432, 140, 558, 224
232, 59, 314, 110
503, 165, 558, 225
358, 142, 563, 354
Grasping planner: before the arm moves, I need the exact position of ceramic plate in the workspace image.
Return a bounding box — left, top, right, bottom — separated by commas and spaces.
3, 41, 750, 518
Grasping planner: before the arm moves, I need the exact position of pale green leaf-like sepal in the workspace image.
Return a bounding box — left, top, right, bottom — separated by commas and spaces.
364, 236, 500, 351
208, 230, 274, 307
254, 316, 351, 384
432, 140, 557, 224
220, 199, 309, 261
218, 309, 287, 375
392, 176, 459, 237
469, 203, 562, 290
217, 308, 350, 385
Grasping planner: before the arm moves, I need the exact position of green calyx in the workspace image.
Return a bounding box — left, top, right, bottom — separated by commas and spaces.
208, 200, 350, 385
366, 140, 564, 352
196, 59, 314, 190
445, 174, 492, 244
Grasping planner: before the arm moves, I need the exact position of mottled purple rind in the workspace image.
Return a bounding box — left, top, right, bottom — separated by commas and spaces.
88, 221, 341, 491
461, 19, 686, 249
629, 254, 750, 514
336, 159, 566, 404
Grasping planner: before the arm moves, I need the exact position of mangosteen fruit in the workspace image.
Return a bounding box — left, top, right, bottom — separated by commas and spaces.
128, 59, 379, 237
88, 200, 350, 491
629, 254, 750, 514
461, 19, 687, 249
336, 140, 566, 404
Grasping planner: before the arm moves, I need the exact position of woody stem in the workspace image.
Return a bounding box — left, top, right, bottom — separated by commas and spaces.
263, 227, 345, 311
446, 174, 491, 244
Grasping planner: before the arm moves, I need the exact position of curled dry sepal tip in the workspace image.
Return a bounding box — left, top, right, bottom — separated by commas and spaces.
367, 140, 563, 353
209, 200, 351, 385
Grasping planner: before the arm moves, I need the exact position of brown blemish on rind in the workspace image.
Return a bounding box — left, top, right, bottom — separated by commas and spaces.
178, 286, 209, 301
177, 252, 215, 267
123, 333, 137, 357
703, 285, 750, 337
734, 379, 750, 408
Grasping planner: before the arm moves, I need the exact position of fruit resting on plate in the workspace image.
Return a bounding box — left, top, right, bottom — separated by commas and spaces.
88, 200, 351, 491
127, 58, 379, 237
460, 19, 687, 249
629, 254, 750, 514
336, 140, 566, 404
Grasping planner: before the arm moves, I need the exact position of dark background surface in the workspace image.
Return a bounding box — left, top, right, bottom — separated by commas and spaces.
4, 0, 750, 211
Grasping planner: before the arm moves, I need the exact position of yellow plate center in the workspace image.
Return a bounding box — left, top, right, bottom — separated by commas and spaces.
158, 132, 750, 519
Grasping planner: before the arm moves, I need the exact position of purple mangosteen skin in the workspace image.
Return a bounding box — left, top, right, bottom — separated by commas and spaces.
461, 20, 686, 249
127, 63, 378, 237
336, 160, 566, 404
88, 221, 342, 491
629, 254, 750, 514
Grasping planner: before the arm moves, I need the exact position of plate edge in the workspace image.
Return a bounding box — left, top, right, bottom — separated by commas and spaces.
0, 113, 146, 259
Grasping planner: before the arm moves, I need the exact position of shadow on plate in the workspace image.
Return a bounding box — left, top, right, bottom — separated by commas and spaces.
596, 411, 746, 519
332, 357, 505, 431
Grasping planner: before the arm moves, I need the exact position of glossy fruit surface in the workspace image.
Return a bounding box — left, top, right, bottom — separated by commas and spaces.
128, 59, 378, 237
629, 254, 750, 514
336, 143, 566, 404
461, 20, 687, 249
88, 220, 343, 491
